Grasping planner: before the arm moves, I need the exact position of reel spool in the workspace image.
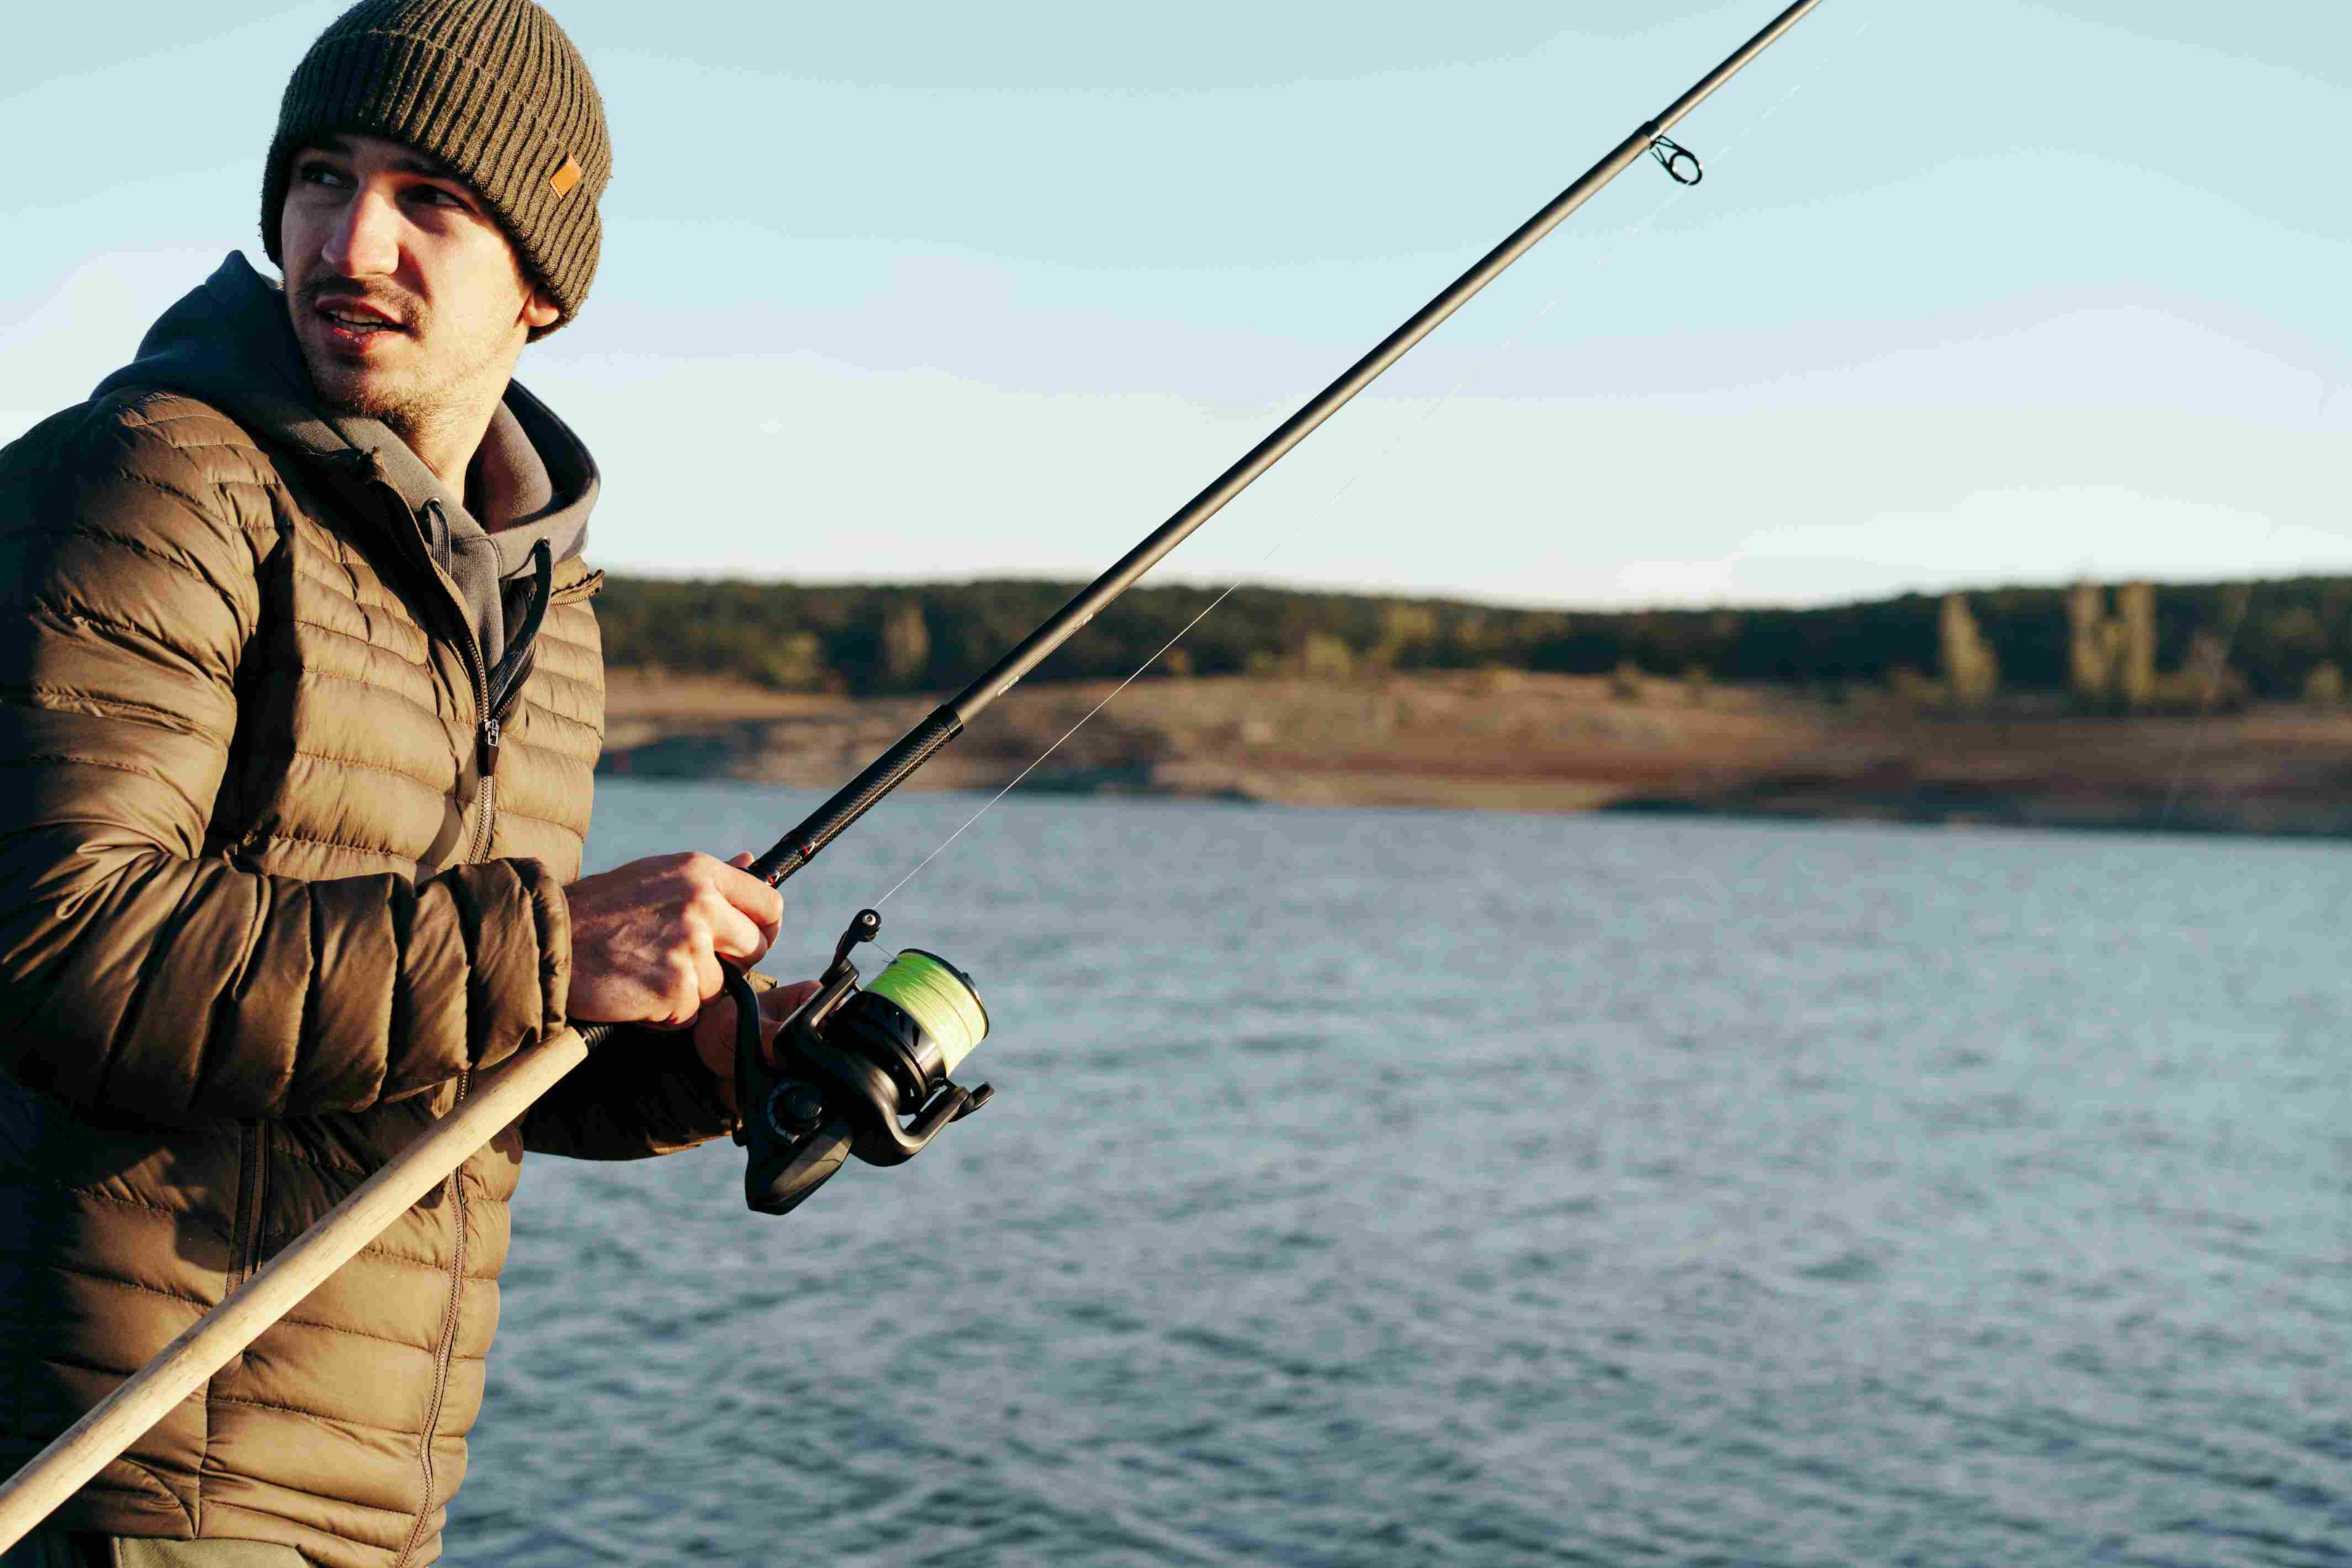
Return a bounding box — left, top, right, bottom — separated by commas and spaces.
728, 908, 994, 1216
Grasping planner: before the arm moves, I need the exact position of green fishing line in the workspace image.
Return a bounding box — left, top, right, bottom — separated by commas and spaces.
867, 949, 989, 1072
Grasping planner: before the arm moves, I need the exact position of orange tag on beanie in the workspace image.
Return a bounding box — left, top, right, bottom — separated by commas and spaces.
550, 155, 584, 197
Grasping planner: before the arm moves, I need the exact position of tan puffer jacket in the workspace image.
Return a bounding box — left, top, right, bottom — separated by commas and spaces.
0, 263, 736, 1567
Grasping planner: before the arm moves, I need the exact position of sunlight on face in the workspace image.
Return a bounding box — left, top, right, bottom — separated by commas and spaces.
276, 133, 558, 447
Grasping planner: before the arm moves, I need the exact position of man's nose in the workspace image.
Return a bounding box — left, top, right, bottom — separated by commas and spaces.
321, 184, 401, 277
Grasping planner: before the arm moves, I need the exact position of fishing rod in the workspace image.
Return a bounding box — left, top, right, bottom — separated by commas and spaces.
670, 0, 1832, 1217
0, 2, 1829, 1545
738, 0, 1822, 897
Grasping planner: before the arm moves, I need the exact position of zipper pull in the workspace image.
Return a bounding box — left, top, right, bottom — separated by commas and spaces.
480, 714, 502, 768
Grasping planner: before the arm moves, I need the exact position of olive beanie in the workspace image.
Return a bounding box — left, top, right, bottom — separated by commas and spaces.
261, 0, 611, 333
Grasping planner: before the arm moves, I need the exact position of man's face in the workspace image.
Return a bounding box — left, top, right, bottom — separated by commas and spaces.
277, 132, 558, 434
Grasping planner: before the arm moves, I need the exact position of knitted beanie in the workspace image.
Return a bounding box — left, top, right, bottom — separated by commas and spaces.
261, 0, 611, 333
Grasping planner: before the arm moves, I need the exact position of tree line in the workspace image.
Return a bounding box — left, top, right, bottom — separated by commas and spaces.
592, 575, 2352, 702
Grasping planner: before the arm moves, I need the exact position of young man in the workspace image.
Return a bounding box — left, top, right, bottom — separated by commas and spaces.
0, 4, 807, 1564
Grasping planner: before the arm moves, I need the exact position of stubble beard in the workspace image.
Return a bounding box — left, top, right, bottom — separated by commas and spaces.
290, 288, 502, 461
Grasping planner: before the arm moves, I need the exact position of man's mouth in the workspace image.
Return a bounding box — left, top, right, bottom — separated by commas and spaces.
314, 299, 408, 346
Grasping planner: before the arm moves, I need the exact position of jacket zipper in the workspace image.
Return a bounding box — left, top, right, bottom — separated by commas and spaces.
341, 477, 507, 1561
393, 1066, 471, 1568
351, 477, 497, 854
471, 688, 498, 862
471, 630, 548, 861
232, 1122, 267, 1291
405, 640, 491, 1560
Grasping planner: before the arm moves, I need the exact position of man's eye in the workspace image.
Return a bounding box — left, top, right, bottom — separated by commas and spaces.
295, 161, 350, 189
409, 186, 467, 211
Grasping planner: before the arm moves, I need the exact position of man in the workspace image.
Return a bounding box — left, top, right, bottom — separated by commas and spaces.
0, 4, 807, 1564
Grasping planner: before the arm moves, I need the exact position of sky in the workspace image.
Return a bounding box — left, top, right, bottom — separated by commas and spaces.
2, 1, 2346, 611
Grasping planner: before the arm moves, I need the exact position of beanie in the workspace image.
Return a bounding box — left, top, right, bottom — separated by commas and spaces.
261, 0, 611, 334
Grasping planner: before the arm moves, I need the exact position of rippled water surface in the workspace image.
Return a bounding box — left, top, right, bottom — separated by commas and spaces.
454, 783, 2349, 1566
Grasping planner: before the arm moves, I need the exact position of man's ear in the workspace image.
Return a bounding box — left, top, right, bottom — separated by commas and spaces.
523, 285, 561, 334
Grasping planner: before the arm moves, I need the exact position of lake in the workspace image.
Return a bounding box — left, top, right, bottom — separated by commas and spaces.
452, 781, 2348, 1566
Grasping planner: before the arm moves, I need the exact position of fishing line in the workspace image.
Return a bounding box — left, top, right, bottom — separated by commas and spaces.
869, 331, 1558, 912
873, 6, 1876, 913
870, 311, 1564, 910
864, 947, 990, 1071
805, 938, 988, 1070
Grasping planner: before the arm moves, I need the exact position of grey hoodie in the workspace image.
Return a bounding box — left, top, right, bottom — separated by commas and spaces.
91, 252, 597, 691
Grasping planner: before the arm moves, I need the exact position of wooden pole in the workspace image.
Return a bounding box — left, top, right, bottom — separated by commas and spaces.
0, 1032, 590, 1552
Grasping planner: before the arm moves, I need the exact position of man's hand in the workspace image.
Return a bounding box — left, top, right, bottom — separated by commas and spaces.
565, 851, 783, 1026
691, 978, 825, 1114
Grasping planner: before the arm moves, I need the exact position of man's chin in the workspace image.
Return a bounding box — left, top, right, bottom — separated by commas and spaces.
299, 350, 407, 422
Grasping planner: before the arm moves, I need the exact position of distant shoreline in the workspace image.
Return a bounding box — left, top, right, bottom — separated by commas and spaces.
599, 669, 2352, 839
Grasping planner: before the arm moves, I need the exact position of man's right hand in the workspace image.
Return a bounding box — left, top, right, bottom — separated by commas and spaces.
563, 852, 785, 1027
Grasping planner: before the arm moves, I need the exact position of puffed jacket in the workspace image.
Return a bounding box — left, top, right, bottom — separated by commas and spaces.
0, 255, 736, 1568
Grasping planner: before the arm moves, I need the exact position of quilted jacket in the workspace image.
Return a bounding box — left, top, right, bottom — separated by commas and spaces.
0, 256, 735, 1567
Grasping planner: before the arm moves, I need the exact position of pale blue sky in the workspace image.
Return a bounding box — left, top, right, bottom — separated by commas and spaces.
3, 2, 2345, 608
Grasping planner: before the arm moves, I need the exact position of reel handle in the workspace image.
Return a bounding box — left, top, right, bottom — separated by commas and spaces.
728, 963, 856, 1216
748, 1116, 853, 1216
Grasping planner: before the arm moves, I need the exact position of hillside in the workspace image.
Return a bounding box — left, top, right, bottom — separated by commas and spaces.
602, 669, 2352, 837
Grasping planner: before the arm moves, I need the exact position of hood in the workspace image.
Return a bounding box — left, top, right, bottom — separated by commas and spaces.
91, 253, 597, 676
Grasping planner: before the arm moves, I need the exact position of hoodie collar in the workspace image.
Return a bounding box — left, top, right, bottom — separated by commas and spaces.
90, 252, 597, 579
91, 252, 598, 679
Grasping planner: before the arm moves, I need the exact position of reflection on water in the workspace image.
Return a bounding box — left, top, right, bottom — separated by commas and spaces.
455, 783, 2348, 1566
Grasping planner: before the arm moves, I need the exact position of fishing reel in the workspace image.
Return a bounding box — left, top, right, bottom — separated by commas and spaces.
727, 907, 994, 1217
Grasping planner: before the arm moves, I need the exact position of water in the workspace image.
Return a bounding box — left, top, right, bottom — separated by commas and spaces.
453, 783, 2349, 1566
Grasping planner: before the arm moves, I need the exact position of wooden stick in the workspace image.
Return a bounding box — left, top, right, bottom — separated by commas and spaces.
0, 1032, 590, 1552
